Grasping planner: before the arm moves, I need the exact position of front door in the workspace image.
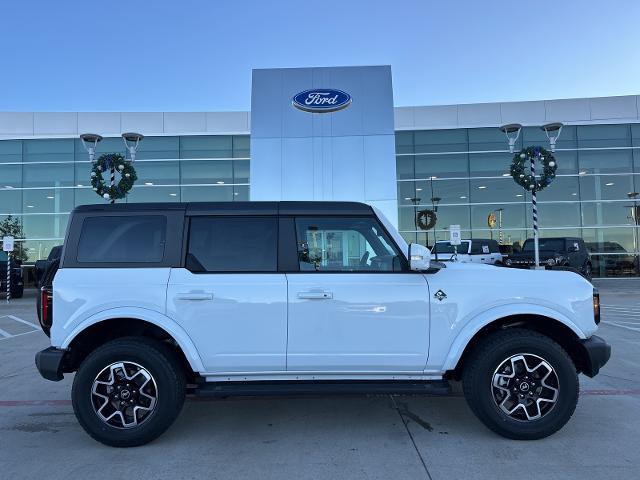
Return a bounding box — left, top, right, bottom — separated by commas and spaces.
166, 215, 287, 373
286, 216, 430, 372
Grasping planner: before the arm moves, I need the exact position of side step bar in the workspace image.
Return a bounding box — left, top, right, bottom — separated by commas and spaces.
193, 380, 451, 397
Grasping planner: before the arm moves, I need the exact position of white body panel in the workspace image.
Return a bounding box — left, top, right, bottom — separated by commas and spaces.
166, 269, 288, 372
286, 273, 430, 371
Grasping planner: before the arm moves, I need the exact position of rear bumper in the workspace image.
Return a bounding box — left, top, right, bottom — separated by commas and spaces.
35, 347, 66, 381
578, 335, 611, 377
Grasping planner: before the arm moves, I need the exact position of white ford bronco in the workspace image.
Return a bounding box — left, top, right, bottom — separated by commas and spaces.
36, 201, 610, 447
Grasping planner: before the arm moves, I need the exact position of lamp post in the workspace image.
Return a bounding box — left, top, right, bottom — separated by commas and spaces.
500, 122, 563, 269
80, 133, 103, 163
122, 132, 144, 162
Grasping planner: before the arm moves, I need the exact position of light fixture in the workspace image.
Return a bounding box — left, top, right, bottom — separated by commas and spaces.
77, 184, 84, 187
80, 133, 103, 163
502, 173, 511, 177
460, 196, 467, 199
144, 182, 154, 186
122, 132, 144, 162
46, 196, 54, 199
430, 176, 438, 180
169, 193, 177, 197
571, 193, 577, 196
478, 185, 487, 189
5, 185, 14, 189
499, 123, 522, 153
541, 122, 563, 152
216, 181, 225, 184
516, 194, 523, 197
579, 171, 587, 175
26, 205, 34, 208
416, 188, 423, 191
234, 192, 239, 195
404, 197, 412, 201
605, 182, 614, 186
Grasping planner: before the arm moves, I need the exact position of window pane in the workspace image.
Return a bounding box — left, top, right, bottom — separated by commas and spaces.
24, 163, 74, 188
471, 204, 525, 229
396, 155, 415, 180
0, 189, 22, 214
1, 164, 22, 188
415, 153, 468, 179
233, 185, 249, 201
590, 254, 639, 278
233, 159, 249, 183
579, 175, 634, 200
295, 217, 400, 272
180, 185, 234, 202
416, 178, 469, 205
395, 131, 414, 154
536, 176, 580, 202
522, 125, 577, 150
22, 214, 69, 239
77, 216, 166, 263
470, 178, 522, 203
577, 124, 631, 148
582, 227, 636, 254
23, 139, 74, 163
131, 161, 179, 186
180, 136, 232, 159
187, 216, 277, 272
135, 136, 179, 160
581, 202, 637, 227
468, 128, 513, 152
469, 152, 512, 177
180, 160, 233, 185
578, 150, 633, 174
232, 136, 250, 158
432, 205, 470, 230
21, 239, 64, 263
414, 129, 467, 153
23, 188, 74, 213
526, 203, 581, 227
0, 140, 22, 164
127, 186, 180, 203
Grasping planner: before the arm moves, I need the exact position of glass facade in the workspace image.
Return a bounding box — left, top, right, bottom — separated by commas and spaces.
0, 135, 249, 263
2, 123, 640, 278
396, 124, 640, 277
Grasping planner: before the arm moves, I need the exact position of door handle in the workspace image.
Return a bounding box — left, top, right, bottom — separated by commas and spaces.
175, 292, 213, 301
297, 291, 333, 300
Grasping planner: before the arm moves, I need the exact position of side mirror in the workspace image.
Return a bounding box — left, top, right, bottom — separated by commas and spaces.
408, 243, 431, 271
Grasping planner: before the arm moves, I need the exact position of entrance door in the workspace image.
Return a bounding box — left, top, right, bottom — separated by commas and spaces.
286, 216, 430, 372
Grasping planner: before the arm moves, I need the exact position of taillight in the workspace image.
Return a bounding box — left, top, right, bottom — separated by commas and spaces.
40, 287, 52, 335
593, 288, 600, 325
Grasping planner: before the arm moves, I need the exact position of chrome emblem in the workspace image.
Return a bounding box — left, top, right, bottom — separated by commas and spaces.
434, 290, 447, 301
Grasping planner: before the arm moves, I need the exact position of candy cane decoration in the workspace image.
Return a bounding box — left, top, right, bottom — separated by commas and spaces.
110, 166, 115, 204
532, 151, 539, 268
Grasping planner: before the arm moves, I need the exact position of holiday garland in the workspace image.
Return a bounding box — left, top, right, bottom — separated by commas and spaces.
510, 146, 557, 191
90, 153, 137, 201
416, 209, 437, 230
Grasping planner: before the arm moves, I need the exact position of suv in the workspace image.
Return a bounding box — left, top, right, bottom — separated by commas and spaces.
0, 250, 24, 298
506, 237, 592, 279
35, 202, 610, 447
432, 239, 503, 265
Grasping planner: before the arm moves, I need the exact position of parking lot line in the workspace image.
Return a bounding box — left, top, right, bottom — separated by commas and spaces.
0, 327, 11, 338
602, 320, 640, 332
0, 329, 39, 341
4, 314, 40, 329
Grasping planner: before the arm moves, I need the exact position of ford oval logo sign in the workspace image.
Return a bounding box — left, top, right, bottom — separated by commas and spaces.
292, 89, 352, 113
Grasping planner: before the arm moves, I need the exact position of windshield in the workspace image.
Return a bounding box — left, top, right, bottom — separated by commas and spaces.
433, 241, 470, 254
522, 239, 565, 252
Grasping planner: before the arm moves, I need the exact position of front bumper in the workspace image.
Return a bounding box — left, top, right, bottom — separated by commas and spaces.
35, 347, 66, 381
578, 335, 611, 377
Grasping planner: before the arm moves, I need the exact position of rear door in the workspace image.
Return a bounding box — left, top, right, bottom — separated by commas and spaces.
166, 215, 287, 373
285, 215, 430, 372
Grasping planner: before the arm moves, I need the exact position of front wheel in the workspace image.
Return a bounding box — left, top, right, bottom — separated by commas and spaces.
72, 337, 186, 447
462, 328, 578, 440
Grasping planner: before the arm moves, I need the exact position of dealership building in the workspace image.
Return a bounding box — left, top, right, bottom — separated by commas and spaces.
1, 65, 640, 278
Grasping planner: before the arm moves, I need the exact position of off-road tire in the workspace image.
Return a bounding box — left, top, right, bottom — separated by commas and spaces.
72, 337, 186, 447
462, 328, 578, 440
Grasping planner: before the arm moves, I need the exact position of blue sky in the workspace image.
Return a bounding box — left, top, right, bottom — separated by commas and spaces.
1, 0, 639, 111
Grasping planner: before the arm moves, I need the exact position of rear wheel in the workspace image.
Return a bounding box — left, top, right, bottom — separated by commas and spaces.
72, 337, 186, 447
462, 328, 578, 440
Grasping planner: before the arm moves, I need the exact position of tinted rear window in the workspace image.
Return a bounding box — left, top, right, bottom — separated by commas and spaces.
187, 216, 277, 272
77, 216, 167, 263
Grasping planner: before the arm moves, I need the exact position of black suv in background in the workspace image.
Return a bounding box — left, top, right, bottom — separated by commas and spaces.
505, 237, 592, 279
0, 250, 24, 298
34, 245, 63, 287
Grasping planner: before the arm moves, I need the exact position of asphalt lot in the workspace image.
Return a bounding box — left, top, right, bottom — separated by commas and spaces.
1, 281, 639, 480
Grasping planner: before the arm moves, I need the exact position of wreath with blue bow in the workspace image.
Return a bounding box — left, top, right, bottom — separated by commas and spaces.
90, 153, 137, 201
510, 146, 557, 191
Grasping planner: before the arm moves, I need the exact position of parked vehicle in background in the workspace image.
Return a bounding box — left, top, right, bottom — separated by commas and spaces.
34, 245, 63, 287
0, 250, 24, 298
585, 242, 639, 277
35, 202, 609, 447
432, 239, 504, 265
505, 237, 592, 279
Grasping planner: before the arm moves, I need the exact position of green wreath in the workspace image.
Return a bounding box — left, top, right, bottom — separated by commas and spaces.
90, 153, 137, 201
416, 209, 437, 230
510, 146, 557, 191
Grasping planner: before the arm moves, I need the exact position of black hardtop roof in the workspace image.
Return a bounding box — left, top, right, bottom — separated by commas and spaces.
71, 201, 374, 216
523, 237, 583, 242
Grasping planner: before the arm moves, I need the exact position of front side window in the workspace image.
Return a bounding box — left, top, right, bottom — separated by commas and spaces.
77, 215, 166, 263
295, 217, 402, 272
187, 216, 277, 272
